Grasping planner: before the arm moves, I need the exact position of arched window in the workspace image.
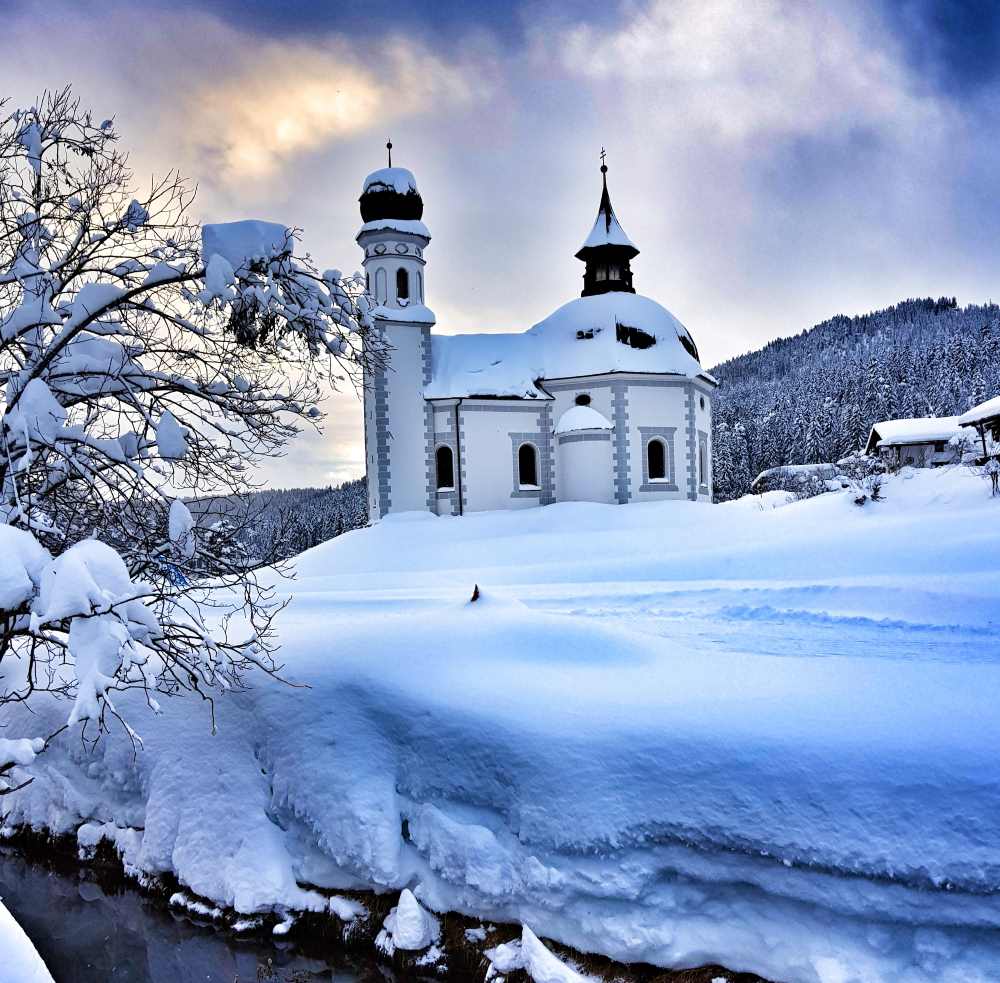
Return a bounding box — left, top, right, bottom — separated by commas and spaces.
416, 270, 423, 302
436, 445, 454, 490
374, 268, 387, 304
699, 442, 706, 483
648, 438, 666, 481
518, 443, 538, 487
575, 393, 591, 406
396, 267, 409, 301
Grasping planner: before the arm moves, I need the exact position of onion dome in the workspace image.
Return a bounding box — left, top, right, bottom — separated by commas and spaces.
359, 148, 423, 222
575, 157, 638, 297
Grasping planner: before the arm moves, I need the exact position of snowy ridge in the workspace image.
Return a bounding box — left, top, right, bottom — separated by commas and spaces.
1, 468, 999, 983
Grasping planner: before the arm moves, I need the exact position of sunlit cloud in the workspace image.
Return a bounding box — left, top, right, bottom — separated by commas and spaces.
185, 38, 478, 181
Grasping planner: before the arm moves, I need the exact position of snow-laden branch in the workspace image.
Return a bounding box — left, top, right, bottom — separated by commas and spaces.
0, 87, 383, 778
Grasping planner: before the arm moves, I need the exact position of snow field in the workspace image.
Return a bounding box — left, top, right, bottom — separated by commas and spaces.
1, 467, 999, 983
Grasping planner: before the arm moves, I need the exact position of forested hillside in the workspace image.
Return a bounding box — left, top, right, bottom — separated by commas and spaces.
710, 298, 1000, 500
189, 478, 368, 570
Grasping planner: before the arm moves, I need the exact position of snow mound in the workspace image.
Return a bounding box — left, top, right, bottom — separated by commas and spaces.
425, 294, 708, 399
554, 405, 613, 434
488, 927, 588, 983
3, 468, 1000, 983
0, 899, 54, 983
376, 889, 440, 954
202, 221, 291, 272
363, 167, 418, 195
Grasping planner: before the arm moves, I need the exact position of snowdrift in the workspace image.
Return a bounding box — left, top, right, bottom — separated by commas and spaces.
2, 468, 1000, 983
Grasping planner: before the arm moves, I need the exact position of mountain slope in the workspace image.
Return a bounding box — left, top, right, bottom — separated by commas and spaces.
710, 297, 1000, 499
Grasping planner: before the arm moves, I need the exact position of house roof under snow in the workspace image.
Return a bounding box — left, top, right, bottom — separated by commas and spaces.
958, 395, 1000, 427
866, 416, 964, 451
424, 292, 712, 399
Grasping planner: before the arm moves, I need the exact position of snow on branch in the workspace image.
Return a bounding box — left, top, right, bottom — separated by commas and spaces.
0, 87, 383, 775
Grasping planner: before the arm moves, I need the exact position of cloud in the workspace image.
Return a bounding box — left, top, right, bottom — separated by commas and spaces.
183, 36, 479, 182
3, 0, 1000, 489
549, 0, 939, 143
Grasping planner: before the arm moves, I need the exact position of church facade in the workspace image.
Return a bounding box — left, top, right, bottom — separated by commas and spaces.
360, 157, 717, 521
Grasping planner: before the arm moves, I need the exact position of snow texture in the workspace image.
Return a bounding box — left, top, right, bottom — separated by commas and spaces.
371, 302, 436, 325
3, 468, 1000, 983
357, 218, 431, 239
426, 293, 705, 399
363, 167, 418, 195
869, 416, 963, 447
580, 207, 635, 252
487, 927, 588, 983
553, 405, 613, 434
959, 394, 1000, 427
168, 499, 196, 559
377, 888, 440, 954
0, 899, 54, 983
202, 221, 291, 273
155, 410, 188, 461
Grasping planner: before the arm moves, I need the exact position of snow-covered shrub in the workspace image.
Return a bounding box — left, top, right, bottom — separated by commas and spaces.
0, 88, 383, 784
837, 452, 887, 506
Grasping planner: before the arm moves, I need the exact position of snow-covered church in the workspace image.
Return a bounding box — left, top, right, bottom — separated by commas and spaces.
360, 153, 717, 520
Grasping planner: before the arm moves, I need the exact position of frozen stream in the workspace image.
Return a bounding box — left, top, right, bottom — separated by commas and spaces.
0, 850, 367, 983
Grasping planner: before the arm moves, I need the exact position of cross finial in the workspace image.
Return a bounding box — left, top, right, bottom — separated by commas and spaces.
386, 139, 392, 167
599, 147, 607, 173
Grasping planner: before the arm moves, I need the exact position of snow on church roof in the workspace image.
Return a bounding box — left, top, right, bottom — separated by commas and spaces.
959, 394, 1000, 427
580, 208, 636, 252
425, 292, 710, 399
554, 405, 613, 433
363, 167, 418, 195
426, 332, 547, 399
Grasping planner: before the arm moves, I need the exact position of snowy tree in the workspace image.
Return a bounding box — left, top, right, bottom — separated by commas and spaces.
0, 88, 383, 787
712, 297, 1000, 500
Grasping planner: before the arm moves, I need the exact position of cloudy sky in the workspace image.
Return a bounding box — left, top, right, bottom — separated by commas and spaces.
3, 0, 998, 486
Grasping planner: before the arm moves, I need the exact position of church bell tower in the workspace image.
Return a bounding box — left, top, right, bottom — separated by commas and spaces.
358, 142, 436, 521
575, 154, 639, 297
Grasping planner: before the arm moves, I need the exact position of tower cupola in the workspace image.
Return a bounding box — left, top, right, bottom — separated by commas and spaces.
356, 142, 432, 311
575, 154, 638, 297
359, 140, 424, 222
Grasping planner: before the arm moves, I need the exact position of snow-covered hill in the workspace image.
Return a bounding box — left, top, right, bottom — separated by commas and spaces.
3, 467, 999, 983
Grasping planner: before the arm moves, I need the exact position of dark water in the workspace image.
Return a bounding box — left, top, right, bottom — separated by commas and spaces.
0, 849, 367, 983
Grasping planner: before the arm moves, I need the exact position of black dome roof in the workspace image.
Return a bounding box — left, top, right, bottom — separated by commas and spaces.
359, 167, 423, 222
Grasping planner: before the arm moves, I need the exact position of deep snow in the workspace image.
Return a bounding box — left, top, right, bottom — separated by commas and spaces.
2, 467, 999, 983
0, 898, 55, 983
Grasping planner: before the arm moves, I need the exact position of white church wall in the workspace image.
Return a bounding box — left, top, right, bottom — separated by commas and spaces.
362, 360, 380, 518
556, 432, 614, 502
623, 380, 689, 502
459, 401, 554, 512
373, 323, 433, 516
692, 383, 713, 500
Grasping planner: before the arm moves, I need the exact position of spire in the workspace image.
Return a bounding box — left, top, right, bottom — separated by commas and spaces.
386, 139, 392, 167
575, 152, 638, 297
